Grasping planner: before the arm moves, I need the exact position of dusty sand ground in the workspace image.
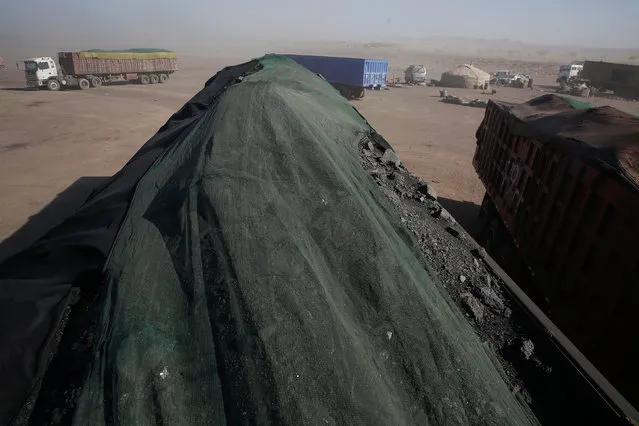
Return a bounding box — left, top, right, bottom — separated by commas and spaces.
1, 54, 639, 243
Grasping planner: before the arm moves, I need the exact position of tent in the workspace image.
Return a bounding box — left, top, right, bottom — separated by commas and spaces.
440, 64, 491, 88
0, 55, 537, 425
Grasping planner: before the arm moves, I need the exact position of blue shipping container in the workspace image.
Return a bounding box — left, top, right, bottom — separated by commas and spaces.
283, 54, 388, 89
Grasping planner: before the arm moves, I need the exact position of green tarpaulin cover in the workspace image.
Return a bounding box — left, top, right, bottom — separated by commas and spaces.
73, 55, 537, 425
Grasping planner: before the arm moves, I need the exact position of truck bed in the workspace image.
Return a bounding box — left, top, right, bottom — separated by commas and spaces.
58, 51, 178, 76
473, 94, 639, 408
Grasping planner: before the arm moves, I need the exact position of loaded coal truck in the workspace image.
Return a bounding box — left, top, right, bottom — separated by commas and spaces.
23, 49, 178, 91
473, 94, 639, 409
580, 60, 639, 100
283, 54, 388, 99
2, 55, 638, 425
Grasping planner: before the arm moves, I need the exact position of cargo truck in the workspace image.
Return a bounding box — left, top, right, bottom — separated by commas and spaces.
473, 94, 639, 408
580, 60, 639, 100
556, 62, 584, 84
283, 54, 388, 99
24, 49, 178, 91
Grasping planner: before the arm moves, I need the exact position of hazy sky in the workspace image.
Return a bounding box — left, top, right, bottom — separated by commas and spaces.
1, 0, 637, 49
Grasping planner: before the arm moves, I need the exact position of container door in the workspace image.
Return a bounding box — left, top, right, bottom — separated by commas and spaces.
365, 61, 387, 88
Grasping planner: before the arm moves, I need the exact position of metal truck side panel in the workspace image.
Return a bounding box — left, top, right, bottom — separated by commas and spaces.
363, 59, 388, 88
473, 98, 639, 407
582, 61, 639, 98
284, 54, 388, 88
58, 52, 178, 76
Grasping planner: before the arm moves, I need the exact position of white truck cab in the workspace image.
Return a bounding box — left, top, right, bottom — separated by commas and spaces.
557, 62, 583, 83
24, 57, 60, 89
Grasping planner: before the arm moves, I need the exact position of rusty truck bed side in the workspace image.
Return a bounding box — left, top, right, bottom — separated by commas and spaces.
473, 94, 639, 407
58, 52, 178, 76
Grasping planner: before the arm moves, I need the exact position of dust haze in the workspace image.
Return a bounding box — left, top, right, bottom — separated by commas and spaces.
1, 3, 639, 239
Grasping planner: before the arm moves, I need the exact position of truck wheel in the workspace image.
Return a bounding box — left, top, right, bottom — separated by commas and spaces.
90, 76, 102, 88
357, 88, 365, 98
158, 74, 168, 83
47, 79, 61, 91
78, 78, 90, 90
140, 74, 150, 85
150, 74, 159, 84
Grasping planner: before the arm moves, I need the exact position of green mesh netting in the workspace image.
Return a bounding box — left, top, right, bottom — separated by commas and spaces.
559, 96, 595, 109
73, 55, 538, 425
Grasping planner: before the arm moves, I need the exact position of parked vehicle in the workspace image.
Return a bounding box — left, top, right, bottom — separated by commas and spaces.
23, 49, 178, 91
473, 94, 639, 408
557, 62, 584, 83
491, 70, 516, 85
405, 65, 427, 84
580, 60, 639, 100
284, 54, 388, 99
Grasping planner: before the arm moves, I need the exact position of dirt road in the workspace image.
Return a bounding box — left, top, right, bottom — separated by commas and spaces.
2, 60, 639, 244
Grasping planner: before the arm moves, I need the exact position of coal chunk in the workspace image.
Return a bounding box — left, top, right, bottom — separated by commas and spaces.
477, 286, 505, 312
521, 339, 535, 360
445, 226, 461, 238
380, 149, 401, 167
461, 293, 484, 322
416, 183, 438, 200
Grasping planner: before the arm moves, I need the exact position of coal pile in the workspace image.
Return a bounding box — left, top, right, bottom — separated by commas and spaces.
358, 133, 630, 425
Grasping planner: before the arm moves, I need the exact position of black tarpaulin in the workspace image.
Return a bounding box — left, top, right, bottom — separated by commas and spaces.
0, 60, 262, 425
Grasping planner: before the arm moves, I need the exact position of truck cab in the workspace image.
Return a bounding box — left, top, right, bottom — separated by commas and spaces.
24, 57, 59, 88
557, 62, 583, 83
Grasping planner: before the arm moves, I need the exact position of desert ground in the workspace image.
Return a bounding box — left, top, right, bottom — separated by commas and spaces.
1, 49, 639, 250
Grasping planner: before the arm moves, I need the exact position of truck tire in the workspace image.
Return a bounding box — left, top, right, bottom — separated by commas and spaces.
158, 74, 168, 83
150, 74, 159, 84
357, 88, 365, 98
47, 79, 61, 91
78, 78, 90, 90
139, 74, 150, 85
90, 76, 102, 88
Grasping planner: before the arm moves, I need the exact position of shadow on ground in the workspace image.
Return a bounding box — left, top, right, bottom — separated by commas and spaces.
1, 81, 137, 92
438, 197, 482, 240
1, 87, 39, 92
0, 177, 109, 263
